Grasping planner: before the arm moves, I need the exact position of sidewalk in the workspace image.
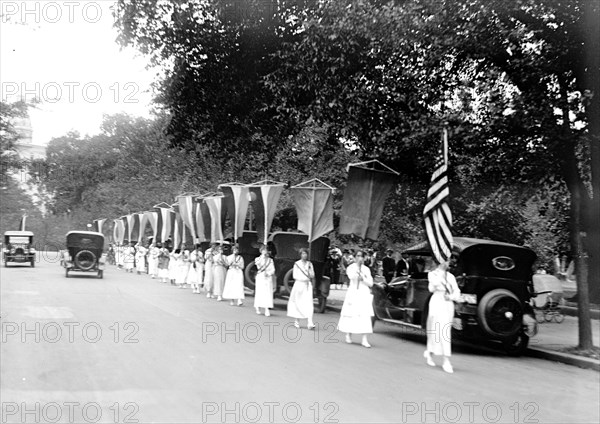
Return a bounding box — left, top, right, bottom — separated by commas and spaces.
321, 285, 600, 371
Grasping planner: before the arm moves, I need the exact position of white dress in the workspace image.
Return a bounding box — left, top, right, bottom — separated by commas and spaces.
189, 250, 204, 285
254, 255, 275, 309
124, 246, 135, 271
148, 246, 159, 276
177, 251, 190, 284
169, 252, 180, 280
203, 248, 214, 293
338, 263, 374, 334
135, 246, 147, 273
426, 268, 461, 356
287, 260, 314, 319
212, 253, 227, 296
222, 254, 245, 300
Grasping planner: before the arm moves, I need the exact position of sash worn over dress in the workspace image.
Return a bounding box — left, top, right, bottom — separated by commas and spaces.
222, 254, 245, 300
254, 256, 275, 308
338, 263, 374, 334
212, 253, 227, 296
426, 268, 461, 356
287, 260, 315, 319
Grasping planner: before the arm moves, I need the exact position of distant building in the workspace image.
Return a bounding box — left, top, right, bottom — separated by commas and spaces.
13, 115, 46, 160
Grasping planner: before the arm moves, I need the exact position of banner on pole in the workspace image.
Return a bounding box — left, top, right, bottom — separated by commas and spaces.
248, 181, 285, 244
219, 183, 250, 241
291, 179, 334, 242
339, 160, 398, 240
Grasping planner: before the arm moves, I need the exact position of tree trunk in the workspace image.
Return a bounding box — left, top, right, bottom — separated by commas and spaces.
583, 0, 600, 305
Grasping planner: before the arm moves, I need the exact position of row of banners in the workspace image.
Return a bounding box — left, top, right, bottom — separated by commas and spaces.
93, 161, 399, 248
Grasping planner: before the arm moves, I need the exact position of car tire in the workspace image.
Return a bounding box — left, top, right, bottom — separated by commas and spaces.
243, 262, 256, 291
98, 270, 103, 279
478, 289, 524, 339
283, 269, 294, 294
31, 260, 35, 268
75, 250, 96, 271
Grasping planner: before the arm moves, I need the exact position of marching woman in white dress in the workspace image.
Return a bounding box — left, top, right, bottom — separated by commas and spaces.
254, 245, 275, 316
212, 245, 227, 301
169, 249, 180, 285
135, 243, 147, 275
177, 248, 190, 288
157, 245, 170, 283
338, 250, 374, 348
287, 248, 316, 329
148, 244, 159, 278
222, 245, 245, 306
189, 245, 204, 294
124, 243, 136, 273
424, 260, 461, 373
203, 244, 215, 298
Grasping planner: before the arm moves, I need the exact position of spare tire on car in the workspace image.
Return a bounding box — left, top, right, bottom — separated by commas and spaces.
74, 250, 96, 271
477, 289, 523, 339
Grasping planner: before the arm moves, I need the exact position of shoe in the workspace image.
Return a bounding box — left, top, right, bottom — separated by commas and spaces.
230, 301, 235, 306
256, 309, 261, 315
442, 362, 454, 374
217, 296, 222, 301
294, 321, 300, 329
237, 300, 243, 306
361, 341, 371, 348
424, 350, 435, 367
206, 293, 211, 298
265, 309, 271, 317
307, 324, 316, 330
345, 334, 352, 344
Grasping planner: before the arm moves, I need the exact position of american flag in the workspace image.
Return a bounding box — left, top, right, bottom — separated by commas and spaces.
423, 129, 453, 264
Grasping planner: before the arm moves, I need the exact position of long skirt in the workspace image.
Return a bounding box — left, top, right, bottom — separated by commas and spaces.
177, 263, 190, 285
212, 265, 227, 296
189, 263, 204, 285
254, 272, 274, 308
222, 268, 245, 300
426, 292, 455, 356
204, 263, 214, 293
337, 286, 373, 334
158, 266, 169, 279
149, 257, 158, 276
287, 280, 313, 319
168, 261, 178, 280
136, 255, 146, 273
124, 257, 135, 271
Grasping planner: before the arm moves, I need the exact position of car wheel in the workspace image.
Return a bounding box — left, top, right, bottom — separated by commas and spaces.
503, 332, 529, 356
243, 262, 257, 291
31, 260, 35, 268
75, 250, 96, 271
98, 270, 103, 279
477, 289, 523, 338
283, 269, 294, 295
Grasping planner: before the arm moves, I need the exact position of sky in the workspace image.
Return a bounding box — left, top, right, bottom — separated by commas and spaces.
0, 1, 156, 146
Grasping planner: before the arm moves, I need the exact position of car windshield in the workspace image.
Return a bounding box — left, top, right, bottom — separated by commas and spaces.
8, 236, 30, 244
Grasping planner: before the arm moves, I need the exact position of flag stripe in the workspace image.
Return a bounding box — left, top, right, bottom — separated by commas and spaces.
423, 130, 453, 264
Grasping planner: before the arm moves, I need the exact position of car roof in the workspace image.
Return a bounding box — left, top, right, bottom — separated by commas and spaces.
66, 231, 104, 238
403, 237, 530, 255
4, 231, 34, 236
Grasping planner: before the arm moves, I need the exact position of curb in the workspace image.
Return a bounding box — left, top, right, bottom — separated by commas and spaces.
320, 302, 600, 371
525, 347, 600, 371
560, 306, 600, 320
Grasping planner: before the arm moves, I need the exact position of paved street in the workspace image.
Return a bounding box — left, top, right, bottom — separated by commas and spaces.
1, 254, 599, 424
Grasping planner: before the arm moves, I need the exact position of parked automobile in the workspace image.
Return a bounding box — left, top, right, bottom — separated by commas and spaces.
371, 237, 539, 355
3, 231, 35, 267
62, 231, 105, 278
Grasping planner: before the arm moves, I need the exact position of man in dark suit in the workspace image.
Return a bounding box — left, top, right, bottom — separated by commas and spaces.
382, 249, 396, 283
396, 252, 411, 276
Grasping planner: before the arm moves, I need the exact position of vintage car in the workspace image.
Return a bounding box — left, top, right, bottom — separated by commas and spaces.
371, 237, 539, 355
63, 231, 105, 278
3, 231, 35, 267
243, 231, 330, 297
